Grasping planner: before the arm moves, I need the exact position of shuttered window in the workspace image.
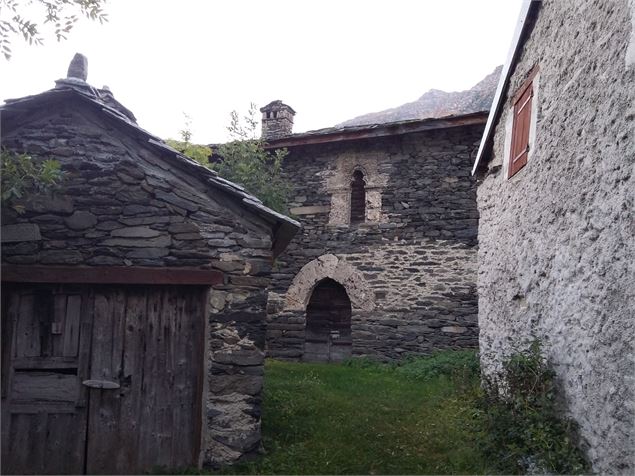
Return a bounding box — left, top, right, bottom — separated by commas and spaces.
350, 170, 366, 224
509, 70, 537, 178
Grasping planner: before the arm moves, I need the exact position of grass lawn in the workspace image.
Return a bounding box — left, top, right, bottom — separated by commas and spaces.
214, 354, 500, 475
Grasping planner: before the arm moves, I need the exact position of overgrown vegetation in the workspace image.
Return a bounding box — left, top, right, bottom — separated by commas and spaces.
395, 349, 480, 383
212, 104, 291, 214
167, 105, 291, 214
165, 114, 213, 167
213, 352, 493, 475
477, 341, 590, 474
170, 347, 587, 475
1, 148, 64, 213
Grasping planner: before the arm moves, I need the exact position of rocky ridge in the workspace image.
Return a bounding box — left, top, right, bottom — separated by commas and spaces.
337, 65, 502, 127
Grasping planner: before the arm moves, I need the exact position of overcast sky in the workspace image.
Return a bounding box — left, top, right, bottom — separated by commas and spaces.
2, 0, 522, 143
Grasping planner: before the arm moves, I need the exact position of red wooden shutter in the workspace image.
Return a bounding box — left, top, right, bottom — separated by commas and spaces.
509, 81, 533, 178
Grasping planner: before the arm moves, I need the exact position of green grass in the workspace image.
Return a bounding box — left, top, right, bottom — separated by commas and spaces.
212, 351, 500, 475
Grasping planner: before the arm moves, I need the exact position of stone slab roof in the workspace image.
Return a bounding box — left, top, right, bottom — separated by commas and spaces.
263, 111, 488, 149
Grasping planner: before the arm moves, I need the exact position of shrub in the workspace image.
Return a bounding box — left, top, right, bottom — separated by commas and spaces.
1, 148, 64, 213
477, 340, 590, 474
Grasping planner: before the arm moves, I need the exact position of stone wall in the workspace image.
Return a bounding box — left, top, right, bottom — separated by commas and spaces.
1, 101, 277, 468
476, 0, 635, 473
267, 124, 484, 360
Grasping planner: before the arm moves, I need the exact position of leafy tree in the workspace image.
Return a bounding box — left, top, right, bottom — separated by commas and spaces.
1, 149, 65, 213
213, 104, 291, 214
0, 0, 108, 60
165, 113, 212, 166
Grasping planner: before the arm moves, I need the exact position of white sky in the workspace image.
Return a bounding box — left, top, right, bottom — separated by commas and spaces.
2, 0, 522, 143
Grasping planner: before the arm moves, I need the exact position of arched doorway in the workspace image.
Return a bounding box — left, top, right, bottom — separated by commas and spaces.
304, 278, 352, 362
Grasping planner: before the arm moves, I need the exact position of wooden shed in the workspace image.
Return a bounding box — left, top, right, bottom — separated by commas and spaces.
0, 56, 299, 474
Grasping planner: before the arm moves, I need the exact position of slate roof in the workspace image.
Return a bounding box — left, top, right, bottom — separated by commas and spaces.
263, 111, 489, 149
1, 79, 300, 257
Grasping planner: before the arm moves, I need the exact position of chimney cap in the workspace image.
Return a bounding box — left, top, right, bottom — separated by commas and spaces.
67, 53, 88, 81
260, 100, 296, 115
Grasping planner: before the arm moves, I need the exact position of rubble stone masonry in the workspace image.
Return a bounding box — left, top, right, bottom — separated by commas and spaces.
476, 0, 635, 473
1, 102, 279, 467
267, 124, 485, 360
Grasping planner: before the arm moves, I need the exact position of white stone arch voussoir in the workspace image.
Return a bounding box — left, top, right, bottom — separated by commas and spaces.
284, 254, 376, 312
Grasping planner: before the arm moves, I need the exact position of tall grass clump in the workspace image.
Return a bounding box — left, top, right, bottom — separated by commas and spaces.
396, 349, 480, 384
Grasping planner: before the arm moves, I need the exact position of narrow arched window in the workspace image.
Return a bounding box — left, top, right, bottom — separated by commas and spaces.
350, 169, 366, 224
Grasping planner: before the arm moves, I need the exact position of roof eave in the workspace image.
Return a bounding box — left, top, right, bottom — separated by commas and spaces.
1, 87, 301, 257
264, 111, 489, 149
471, 0, 541, 175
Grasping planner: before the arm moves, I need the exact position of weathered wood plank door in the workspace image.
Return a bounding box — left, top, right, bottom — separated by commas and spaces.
304, 278, 352, 363
1, 284, 92, 474
1, 283, 207, 475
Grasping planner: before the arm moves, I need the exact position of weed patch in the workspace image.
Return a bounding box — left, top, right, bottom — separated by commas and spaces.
477, 341, 590, 474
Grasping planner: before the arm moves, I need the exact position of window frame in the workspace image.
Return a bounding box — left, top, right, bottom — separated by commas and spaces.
349, 169, 366, 225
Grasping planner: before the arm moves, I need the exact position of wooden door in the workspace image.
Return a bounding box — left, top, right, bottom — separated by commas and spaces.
1, 284, 91, 475
1, 284, 206, 475
304, 279, 352, 362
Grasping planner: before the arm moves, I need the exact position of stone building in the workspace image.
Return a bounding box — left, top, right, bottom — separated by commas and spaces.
261, 101, 488, 361
472, 0, 635, 473
0, 55, 299, 474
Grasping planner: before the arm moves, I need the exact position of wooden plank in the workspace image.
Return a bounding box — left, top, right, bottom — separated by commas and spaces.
156, 288, 175, 469
15, 293, 38, 358
4, 413, 33, 474
34, 289, 54, 358
13, 357, 78, 369
137, 287, 162, 469
43, 413, 86, 474
86, 288, 117, 475
172, 289, 189, 467
11, 371, 78, 403
2, 265, 224, 286
190, 288, 207, 466
117, 289, 146, 472
76, 287, 94, 409
30, 412, 48, 474
1, 286, 17, 398
109, 289, 126, 385
51, 293, 67, 357
8, 402, 77, 414
119, 289, 147, 472
62, 295, 81, 357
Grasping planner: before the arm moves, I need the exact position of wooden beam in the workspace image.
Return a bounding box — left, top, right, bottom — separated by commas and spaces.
1, 265, 224, 286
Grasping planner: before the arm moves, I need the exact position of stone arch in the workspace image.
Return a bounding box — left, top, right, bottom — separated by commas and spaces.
352, 164, 370, 182
284, 254, 376, 312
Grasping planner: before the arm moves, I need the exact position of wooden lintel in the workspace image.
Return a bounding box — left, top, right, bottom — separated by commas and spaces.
1, 265, 224, 286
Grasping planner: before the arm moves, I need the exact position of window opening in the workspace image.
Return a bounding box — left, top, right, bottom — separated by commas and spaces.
350, 170, 366, 224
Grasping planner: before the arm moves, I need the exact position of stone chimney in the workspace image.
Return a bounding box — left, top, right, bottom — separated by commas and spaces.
260, 100, 295, 140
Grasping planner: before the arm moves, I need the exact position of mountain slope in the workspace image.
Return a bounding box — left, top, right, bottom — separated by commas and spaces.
337, 65, 502, 128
